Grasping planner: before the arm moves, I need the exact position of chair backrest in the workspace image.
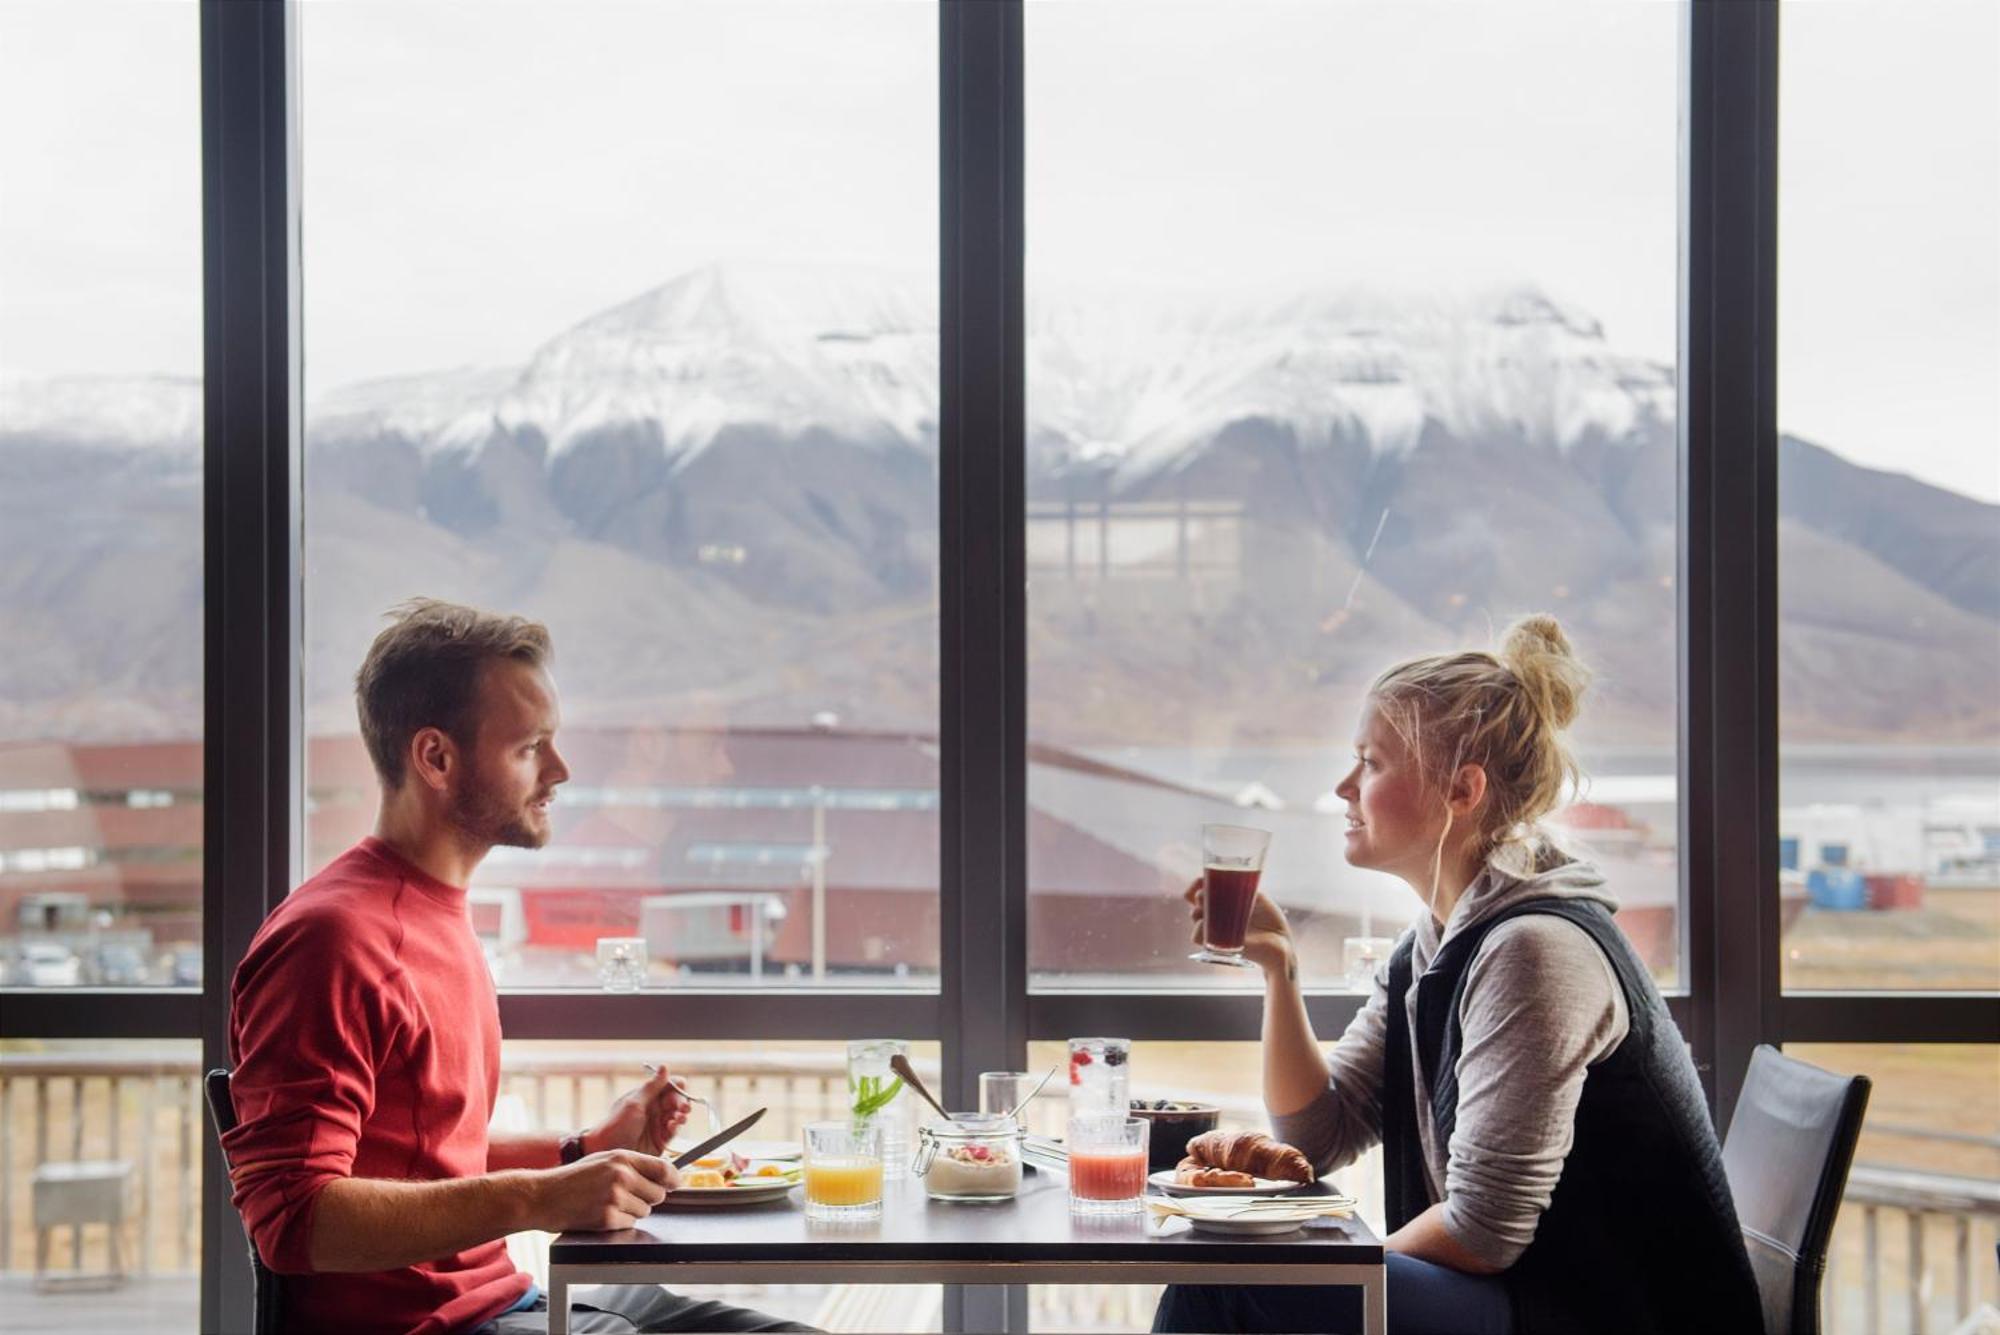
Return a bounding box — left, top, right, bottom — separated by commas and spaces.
1721, 1045, 1871, 1335
202, 1069, 285, 1335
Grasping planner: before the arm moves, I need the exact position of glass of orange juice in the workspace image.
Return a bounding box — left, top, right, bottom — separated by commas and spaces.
803, 1120, 884, 1221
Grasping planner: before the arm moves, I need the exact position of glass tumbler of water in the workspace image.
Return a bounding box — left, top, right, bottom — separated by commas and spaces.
847, 1039, 914, 1175
978, 1071, 1036, 1117
595, 936, 648, 992
1066, 1037, 1130, 1120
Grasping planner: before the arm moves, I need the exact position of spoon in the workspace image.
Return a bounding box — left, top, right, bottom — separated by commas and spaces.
1004, 1065, 1060, 1123
888, 1053, 952, 1122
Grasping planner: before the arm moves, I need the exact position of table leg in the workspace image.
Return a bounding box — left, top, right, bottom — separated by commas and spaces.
549, 1267, 569, 1335
1361, 1263, 1387, 1335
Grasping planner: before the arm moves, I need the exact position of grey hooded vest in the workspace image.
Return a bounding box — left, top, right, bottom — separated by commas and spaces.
1382, 897, 1763, 1333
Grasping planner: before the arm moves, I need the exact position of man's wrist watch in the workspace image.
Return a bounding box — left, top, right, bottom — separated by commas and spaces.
558, 1131, 589, 1164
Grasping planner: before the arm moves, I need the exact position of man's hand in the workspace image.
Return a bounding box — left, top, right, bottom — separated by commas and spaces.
586, 1065, 692, 1156
1183, 876, 1297, 978
527, 1149, 678, 1232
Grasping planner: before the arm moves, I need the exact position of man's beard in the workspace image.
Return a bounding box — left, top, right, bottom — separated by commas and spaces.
449, 779, 548, 850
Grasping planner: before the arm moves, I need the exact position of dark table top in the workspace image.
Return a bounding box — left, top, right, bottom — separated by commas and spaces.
551, 1171, 1383, 1267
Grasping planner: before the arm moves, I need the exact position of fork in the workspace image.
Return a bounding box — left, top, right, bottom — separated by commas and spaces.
646, 1063, 721, 1136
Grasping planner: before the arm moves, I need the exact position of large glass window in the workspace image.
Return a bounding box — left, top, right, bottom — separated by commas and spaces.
299, 1, 940, 989
0, 1, 204, 990
1777, 0, 2000, 992
1025, 1, 1683, 988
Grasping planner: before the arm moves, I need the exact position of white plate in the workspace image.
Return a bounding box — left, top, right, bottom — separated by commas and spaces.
1181, 1210, 1313, 1237
1148, 1168, 1311, 1198
658, 1172, 800, 1208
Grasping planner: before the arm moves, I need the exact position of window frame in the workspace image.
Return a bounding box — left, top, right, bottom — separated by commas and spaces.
1, 4, 1993, 1333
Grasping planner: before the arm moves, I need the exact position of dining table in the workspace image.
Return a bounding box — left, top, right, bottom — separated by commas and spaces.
546, 1169, 1387, 1334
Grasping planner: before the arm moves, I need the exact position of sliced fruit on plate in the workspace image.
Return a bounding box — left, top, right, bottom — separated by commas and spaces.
686, 1149, 752, 1181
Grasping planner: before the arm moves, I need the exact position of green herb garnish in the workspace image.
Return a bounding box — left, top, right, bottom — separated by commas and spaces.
850, 1073, 904, 1119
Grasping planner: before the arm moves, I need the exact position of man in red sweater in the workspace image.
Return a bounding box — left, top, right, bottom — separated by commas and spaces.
225, 599, 814, 1335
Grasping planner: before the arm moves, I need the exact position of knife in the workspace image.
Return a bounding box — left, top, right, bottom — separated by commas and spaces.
670, 1107, 768, 1169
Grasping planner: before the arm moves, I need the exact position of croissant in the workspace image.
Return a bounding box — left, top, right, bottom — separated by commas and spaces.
1179, 1130, 1315, 1184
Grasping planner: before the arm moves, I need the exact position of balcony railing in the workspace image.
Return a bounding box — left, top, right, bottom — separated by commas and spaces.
1828, 1140, 2000, 1335
0, 1051, 1990, 1334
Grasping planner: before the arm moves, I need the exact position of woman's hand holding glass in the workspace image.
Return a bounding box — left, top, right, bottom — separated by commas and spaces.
1183, 877, 1295, 978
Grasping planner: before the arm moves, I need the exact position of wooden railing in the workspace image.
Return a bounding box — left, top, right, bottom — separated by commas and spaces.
1829, 1160, 2000, 1335
0, 1051, 204, 1279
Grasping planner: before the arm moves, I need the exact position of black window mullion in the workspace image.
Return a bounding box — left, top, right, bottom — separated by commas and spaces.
495, 992, 944, 1041
1779, 995, 2000, 1046
1680, 0, 1781, 1131
201, 0, 302, 1330
940, 0, 1026, 1329
938, 0, 1027, 1111
0, 991, 203, 1040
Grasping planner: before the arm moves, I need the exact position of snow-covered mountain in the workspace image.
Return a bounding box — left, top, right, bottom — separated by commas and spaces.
303, 261, 1672, 478
2, 262, 1993, 746
2, 262, 1674, 475
0, 372, 201, 451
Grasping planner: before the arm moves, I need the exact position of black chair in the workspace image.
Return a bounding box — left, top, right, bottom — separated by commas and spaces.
203, 1069, 286, 1335
1721, 1045, 1871, 1335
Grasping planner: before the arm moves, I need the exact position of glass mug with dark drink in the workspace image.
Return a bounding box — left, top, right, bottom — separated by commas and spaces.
1190, 823, 1271, 968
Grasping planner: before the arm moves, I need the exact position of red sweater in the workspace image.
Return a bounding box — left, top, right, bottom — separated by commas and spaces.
224, 838, 531, 1335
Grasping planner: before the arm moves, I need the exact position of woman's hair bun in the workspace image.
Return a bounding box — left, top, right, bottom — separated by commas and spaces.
1500, 614, 1590, 733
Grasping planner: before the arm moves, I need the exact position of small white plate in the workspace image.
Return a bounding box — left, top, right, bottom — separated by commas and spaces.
1148, 1169, 1311, 1198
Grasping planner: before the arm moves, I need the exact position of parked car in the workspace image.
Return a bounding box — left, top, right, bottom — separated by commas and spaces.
168, 946, 202, 987
94, 943, 152, 986
20, 942, 82, 987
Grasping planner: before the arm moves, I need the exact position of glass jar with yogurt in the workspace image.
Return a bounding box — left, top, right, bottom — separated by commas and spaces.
913, 1112, 1023, 1202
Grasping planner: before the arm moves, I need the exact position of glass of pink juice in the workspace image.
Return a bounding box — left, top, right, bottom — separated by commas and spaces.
1067, 1115, 1150, 1213
1192, 823, 1271, 968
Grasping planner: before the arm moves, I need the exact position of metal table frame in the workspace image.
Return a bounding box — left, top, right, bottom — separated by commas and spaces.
549, 1248, 1386, 1334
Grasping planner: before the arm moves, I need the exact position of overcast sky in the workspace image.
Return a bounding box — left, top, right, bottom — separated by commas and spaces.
1, 0, 1993, 501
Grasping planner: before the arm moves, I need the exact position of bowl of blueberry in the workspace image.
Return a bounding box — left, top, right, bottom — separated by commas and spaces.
1128, 1099, 1222, 1170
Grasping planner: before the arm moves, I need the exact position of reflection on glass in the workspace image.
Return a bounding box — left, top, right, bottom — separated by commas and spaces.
0, 1, 204, 987
1025, 1, 1682, 987
1777, 1, 2000, 992
1784, 1045, 2000, 1332
299, 2, 939, 990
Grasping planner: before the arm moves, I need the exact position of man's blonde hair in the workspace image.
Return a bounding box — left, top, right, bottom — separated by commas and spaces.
354, 598, 552, 788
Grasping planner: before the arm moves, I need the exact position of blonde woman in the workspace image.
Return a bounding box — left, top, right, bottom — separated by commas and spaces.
1155, 617, 1760, 1335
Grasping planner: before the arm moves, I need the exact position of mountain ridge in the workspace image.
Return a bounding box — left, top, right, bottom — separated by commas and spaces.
2, 263, 1992, 746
